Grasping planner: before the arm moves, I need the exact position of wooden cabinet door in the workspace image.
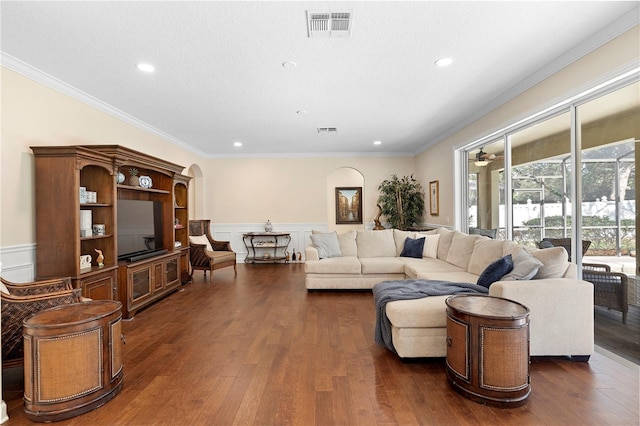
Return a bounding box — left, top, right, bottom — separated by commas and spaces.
152, 261, 164, 292
79, 268, 117, 301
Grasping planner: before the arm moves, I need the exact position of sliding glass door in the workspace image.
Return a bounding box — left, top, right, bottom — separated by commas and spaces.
461, 78, 638, 274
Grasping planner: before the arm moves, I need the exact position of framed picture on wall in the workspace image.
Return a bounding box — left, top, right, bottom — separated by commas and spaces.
335, 187, 363, 224
429, 180, 439, 216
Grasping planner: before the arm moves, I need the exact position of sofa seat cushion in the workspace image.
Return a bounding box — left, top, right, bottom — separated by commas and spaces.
206, 250, 237, 264
415, 271, 479, 283
360, 257, 406, 274
404, 258, 465, 278
386, 295, 450, 328
304, 256, 361, 274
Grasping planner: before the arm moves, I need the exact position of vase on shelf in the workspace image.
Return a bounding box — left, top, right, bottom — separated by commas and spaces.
265, 219, 273, 232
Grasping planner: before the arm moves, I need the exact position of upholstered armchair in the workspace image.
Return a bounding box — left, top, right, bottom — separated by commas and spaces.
582, 263, 628, 324
1, 277, 84, 368
188, 219, 237, 282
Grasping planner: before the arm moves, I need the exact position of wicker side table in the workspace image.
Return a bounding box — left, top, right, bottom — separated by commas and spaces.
23, 300, 124, 422
445, 294, 530, 408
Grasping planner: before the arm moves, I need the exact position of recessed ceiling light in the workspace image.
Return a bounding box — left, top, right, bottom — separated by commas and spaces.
282, 61, 297, 69
297, 110, 307, 115
233, 141, 242, 147
136, 62, 155, 73
373, 140, 382, 145
435, 57, 453, 67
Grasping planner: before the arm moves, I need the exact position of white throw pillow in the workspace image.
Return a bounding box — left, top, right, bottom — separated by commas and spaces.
500, 246, 543, 281
417, 233, 440, 258
189, 235, 213, 252
310, 232, 342, 259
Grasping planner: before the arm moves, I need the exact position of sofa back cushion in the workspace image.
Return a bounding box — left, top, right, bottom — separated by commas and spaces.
467, 238, 506, 275
446, 232, 482, 270
530, 247, 570, 278
393, 229, 416, 256
436, 228, 455, 260
357, 229, 396, 258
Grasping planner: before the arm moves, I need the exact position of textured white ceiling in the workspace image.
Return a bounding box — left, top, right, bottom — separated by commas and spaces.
1, 1, 638, 157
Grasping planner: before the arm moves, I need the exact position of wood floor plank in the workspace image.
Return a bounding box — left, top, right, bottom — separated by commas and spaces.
3, 264, 638, 425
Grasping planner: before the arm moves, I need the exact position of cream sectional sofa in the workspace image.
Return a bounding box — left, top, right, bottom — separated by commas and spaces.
304, 228, 594, 360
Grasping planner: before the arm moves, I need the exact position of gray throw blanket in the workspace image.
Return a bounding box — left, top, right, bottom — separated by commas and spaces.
373, 279, 488, 353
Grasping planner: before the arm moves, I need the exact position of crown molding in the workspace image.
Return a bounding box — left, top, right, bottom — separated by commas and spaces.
1, 52, 209, 158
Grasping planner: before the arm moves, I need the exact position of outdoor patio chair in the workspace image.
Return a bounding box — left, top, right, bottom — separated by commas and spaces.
582, 263, 628, 324
538, 238, 592, 262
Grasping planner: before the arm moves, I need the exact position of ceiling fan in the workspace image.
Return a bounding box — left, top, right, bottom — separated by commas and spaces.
471, 148, 503, 167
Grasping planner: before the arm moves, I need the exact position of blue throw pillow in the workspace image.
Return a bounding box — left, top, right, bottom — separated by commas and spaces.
400, 237, 425, 259
477, 254, 514, 288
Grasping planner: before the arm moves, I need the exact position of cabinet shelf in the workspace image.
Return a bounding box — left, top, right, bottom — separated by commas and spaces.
80, 203, 112, 208
80, 234, 113, 241
117, 184, 170, 194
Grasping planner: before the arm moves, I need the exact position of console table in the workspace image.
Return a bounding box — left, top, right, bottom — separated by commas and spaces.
445, 294, 530, 408
243, 232, 291, 263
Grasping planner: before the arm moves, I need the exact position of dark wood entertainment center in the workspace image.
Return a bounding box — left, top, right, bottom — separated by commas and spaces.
31, 145, 191, 318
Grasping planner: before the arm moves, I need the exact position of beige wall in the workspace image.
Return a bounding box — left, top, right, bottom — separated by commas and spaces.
1, 68, 201, 246
200, 156, 414, 226
1, 67, 415, 248
415, 25, 640, 228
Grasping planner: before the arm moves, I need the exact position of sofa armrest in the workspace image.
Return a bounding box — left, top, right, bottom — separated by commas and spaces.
489, 278, 594, 357
305, 246, 320, 261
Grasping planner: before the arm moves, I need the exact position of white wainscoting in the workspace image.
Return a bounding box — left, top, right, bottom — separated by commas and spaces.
0, 244, 36, 282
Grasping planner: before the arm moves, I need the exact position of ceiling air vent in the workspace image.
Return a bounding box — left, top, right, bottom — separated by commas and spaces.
317, 127, 338, 133
307, 11, 353, 38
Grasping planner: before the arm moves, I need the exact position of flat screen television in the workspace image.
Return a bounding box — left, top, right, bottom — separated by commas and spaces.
117, 199, 165, 261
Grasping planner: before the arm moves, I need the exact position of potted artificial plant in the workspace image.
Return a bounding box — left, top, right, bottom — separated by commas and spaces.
377, 174, 425, 230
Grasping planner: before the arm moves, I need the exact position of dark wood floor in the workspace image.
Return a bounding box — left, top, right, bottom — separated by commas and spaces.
3, 264, 639, 425
595, 303, 640, 365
